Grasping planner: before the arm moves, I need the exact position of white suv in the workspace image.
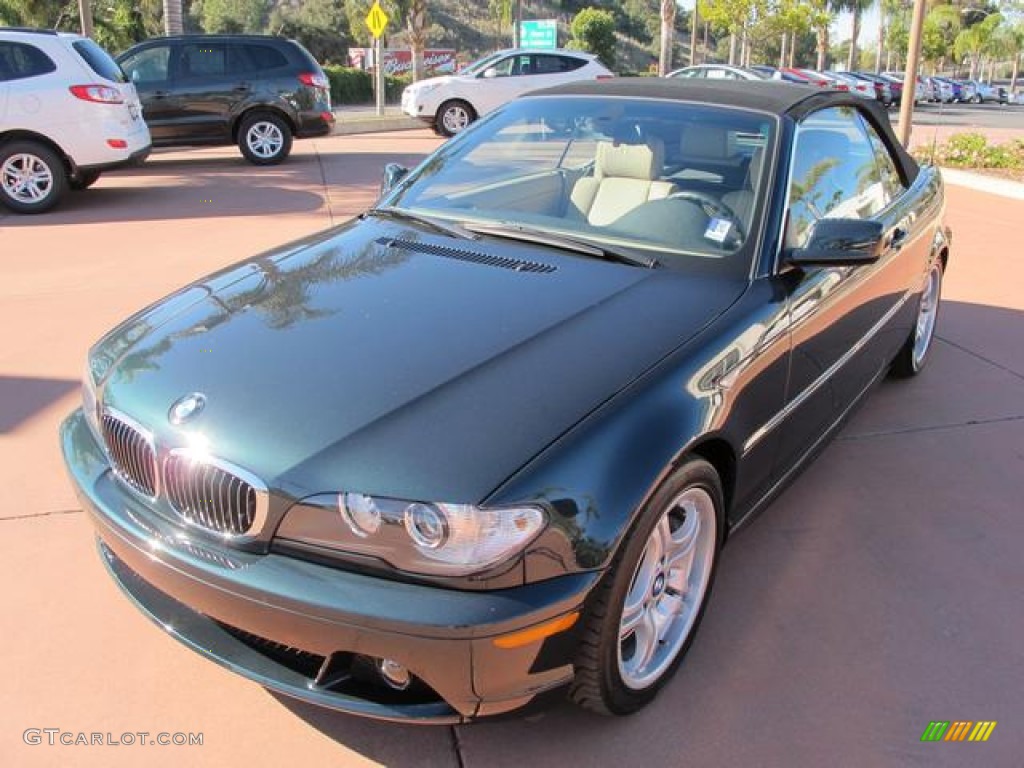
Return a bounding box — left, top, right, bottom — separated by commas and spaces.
0, 28, 151, 213
402, 49, 613, 137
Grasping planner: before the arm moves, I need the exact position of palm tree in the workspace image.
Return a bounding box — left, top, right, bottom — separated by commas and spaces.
840, 0, 873, 71
406, 0, 428, 82
163, 0, 183, 35
660, 0, 677, 76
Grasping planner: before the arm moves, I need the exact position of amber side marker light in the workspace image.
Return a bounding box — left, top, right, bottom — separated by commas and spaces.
492, 611, 580, 649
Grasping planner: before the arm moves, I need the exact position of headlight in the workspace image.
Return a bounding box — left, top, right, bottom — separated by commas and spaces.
82, 358, 101, 441
275, 493, 546, 577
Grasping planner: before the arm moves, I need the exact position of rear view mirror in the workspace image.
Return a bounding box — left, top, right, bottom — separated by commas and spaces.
380, 163, 409, 197
787, 218, 885, 267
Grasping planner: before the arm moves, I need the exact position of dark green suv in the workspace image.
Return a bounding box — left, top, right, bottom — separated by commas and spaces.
117, 35, 333, 165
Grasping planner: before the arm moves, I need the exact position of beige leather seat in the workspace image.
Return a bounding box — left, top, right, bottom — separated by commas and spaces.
569, 140, 674, 226
722, 147, 764, 225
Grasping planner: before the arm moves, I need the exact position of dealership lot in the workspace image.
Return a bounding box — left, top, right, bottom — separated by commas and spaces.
1, 129, 1022, 766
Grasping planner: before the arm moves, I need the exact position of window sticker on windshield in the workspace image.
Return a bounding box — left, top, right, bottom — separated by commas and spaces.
705, 217, 732, 243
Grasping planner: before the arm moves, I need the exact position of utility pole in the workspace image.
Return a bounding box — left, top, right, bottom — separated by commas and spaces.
514, 0, 522, 47
78, 0, 93, 38
898, 0, 927, 146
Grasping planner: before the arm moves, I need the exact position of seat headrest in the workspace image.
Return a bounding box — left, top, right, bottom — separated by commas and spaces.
749, 146, 765, 184
681, 124, 728, 159
595, 140, 664, 181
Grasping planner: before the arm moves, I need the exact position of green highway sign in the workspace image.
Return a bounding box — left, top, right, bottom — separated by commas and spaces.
520, 19, 558, 50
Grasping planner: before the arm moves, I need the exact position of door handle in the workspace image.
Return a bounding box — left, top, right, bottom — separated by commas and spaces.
233, 83, 251, 92
152, 90, 170, 99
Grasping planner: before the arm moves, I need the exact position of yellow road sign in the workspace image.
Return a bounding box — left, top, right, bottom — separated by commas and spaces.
365, 1, 389, 39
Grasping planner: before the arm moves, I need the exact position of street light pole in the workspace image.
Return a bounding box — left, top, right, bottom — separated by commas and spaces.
898, 0, 927, 146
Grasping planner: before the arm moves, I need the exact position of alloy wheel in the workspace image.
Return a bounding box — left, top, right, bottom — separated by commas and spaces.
617, 487, 717, 690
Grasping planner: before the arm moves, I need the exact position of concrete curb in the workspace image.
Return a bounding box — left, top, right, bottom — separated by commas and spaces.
940, 167, 1024, 200
332, 116, 423, 135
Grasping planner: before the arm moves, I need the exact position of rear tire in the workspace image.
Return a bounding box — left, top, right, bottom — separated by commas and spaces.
891, 260, 944, 378
570, 458, 723, 716
0, 141, 68, 214
238, 112, 293, 165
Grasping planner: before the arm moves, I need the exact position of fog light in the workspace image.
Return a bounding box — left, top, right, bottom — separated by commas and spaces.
378, 658, 411, 690
339, 493, 381, 537
404, 503, 448, 549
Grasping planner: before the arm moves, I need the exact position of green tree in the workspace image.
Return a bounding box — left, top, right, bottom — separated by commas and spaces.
954, 12, 1001, 78
269, 0, 348, 63
489, 0, 512, 46
192, 0, 269, 33
568, 7, 617, 68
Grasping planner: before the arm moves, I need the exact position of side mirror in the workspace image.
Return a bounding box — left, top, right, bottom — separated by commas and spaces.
787, 218, 885, 268
482, 67, 497, 79
380, 162, 409, 197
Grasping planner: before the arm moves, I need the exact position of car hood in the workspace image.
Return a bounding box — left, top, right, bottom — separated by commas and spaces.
95, 217, 746, 503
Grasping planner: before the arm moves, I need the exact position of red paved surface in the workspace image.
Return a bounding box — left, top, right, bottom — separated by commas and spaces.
1, 132, 1021, 767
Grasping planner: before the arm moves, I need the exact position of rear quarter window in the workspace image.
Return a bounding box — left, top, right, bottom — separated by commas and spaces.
242, 44, 289, 71
0, 42, 57, 82
72, 39, 125, 83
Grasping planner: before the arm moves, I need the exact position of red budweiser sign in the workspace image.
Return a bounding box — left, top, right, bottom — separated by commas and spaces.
348, 49, 457, 77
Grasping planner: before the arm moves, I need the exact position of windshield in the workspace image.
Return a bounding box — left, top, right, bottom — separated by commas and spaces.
387, 96, 775, 276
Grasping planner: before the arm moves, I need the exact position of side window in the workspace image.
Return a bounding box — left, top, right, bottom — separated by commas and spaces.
859, 114, 906, 202
705, 68, 732, 80
0, 42, 57, 82
243, 44, 288, 71
534, 55, 570, 75
179, 43, 233, 78
786, 106, 888, 250
489, 56, 514, 77
559, 55, 586, 72
121, 46, 170, 84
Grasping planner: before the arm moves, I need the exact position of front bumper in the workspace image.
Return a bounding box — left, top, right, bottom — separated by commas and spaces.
60, 410, 596, 723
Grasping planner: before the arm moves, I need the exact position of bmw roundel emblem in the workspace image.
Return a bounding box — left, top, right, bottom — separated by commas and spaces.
168, 393, 206, 425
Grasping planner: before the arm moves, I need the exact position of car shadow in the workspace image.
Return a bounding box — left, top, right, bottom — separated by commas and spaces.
262, 300, 1024, 766
0, 375, 79, 433
0, 148, 434, 225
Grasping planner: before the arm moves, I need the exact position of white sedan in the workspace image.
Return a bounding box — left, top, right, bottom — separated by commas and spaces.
401, 48, 613, 136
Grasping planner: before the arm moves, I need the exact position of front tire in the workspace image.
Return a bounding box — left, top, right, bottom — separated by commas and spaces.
238, 112, 293, 165
570, 458, 723, 716
0, 141, 68, 214
892, 260, 944, 378
435, 100, 475, 137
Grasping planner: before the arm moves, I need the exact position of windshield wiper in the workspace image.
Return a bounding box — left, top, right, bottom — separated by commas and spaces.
362, 206, 477, 241
465, 222, 659, 269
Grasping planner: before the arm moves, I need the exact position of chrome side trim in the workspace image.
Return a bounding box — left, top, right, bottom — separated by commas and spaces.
743, 288, 912, 454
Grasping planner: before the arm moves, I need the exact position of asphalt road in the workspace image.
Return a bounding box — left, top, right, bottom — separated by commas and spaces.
1, 130, 1022, 767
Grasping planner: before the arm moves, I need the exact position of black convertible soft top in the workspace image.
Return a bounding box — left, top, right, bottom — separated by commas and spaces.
530, 78, 920, 183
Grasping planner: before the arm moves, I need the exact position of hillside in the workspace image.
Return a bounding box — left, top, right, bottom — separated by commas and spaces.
381, 0, 683, 74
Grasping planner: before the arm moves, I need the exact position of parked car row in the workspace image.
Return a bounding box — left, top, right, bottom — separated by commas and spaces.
667, 62, 1015, 109
2, 27, 332, 214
